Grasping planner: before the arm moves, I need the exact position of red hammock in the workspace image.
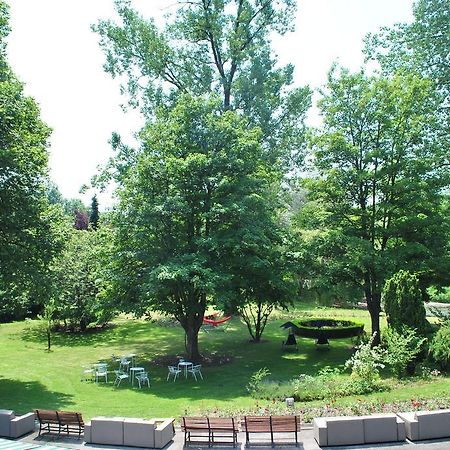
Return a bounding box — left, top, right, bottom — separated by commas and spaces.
202, 315, 232, 327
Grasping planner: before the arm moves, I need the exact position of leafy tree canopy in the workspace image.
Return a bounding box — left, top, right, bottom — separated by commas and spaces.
297, 67, 449, 343
109, 94, 290, 359
93, 0, 310, 168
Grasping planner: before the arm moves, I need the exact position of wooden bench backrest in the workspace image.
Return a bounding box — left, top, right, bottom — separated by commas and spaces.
271, 415, 299, 432
57, 411, 84, 426
244, 416, 271, 432
244, 415, 300, 432
182, 416, 209, 429
35, 409, 59, 423
208, 417, 237, 430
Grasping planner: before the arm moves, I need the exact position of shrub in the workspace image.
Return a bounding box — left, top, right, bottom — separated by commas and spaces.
295, 318, 364, 339
427, 286, 450, 304
382, 270, 428, 335
429, 322, 450, 370
247, 368, 271, 396
382, 327, 426, 377
344, 333, 385, 385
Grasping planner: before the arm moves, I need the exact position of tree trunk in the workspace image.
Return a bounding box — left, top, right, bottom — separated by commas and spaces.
365, 281, 381, 346
46, 328, 51, 351
185, 325, 202, 362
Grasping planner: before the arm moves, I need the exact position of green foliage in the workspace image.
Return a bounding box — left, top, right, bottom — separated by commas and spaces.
0, 5, 64, 321
295, 318, 364, 339
298, 67, 449, 343
428, 286, 450, 304
50, 227, 114, 331
250, 366, 388, 402
89, 195, 99, 230
108, 95, 288, 359
429, 322, 450, 370
365, 0, 450, 105
93, 0, 311, 169
382, 270, 428, 334
345, 333, 385, 385
382, 327, 427, 378
246, 367, 271, 396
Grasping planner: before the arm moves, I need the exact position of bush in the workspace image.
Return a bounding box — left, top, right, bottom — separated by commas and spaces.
427, 286, 450, 304
295, 318, 364, 339
248, 365, 389, 403
344, 333, 385, 385
382, 270, 428, 335
429, 322, 450, 370
382, 327, 426, 377
247, 368, 271, 396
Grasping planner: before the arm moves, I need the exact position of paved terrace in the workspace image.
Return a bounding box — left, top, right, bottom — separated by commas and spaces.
5, 425, 450, 450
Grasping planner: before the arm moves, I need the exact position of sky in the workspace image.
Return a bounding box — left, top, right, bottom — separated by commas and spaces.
6, 0, 415, 208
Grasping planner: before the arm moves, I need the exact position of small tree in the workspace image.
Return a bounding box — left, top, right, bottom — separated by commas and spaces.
89, 195, 99, 230
383, 326, 426, 377
382, 270, 428, 335
345, 333, 385, 385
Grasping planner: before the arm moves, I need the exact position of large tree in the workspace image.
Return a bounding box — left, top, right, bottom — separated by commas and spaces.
0, 2, 59, 320
109, 95, 290, 360
301, 68, 449, 344
93, 0, 310, 168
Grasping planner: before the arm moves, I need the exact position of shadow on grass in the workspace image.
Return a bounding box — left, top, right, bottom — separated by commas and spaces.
19, 320, 183, 349
0, 377, 75, 415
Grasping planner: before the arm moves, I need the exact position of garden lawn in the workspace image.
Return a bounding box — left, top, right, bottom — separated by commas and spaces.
0, 304, 448, 420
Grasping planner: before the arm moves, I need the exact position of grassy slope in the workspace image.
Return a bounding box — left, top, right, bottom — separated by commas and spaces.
0, 304, 447, 419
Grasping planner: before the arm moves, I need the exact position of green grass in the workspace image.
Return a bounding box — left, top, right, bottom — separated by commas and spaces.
0, 304, 447, 420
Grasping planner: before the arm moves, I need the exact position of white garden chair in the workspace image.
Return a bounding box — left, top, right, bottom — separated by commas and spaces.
114, 370, 129, 387
135, 371, 150, 388
119, 357, 131, 372
167, 365, 181, 382
95, 363, 108, 383
188, 364, 203, 381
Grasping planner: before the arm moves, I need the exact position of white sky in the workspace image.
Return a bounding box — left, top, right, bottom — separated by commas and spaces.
6, 0, 414, 208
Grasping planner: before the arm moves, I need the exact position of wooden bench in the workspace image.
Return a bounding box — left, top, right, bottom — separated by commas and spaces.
243, 415, 301, 446
34, 409, 84, 437
182, 416, 238, 447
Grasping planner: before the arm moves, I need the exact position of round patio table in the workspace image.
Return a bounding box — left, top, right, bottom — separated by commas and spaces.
178, 361, 193, 378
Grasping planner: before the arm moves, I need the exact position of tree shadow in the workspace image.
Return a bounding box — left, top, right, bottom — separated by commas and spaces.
0, 377, 75, 415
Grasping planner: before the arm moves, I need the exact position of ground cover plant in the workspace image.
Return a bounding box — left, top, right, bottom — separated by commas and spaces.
1, 302, 449, 421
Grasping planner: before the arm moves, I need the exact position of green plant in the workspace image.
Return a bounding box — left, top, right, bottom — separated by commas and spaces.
247, 368, 271, 396
345, 333, 385, 384
295, 318, 364, 339
427, 286, 450, 304
382, 327, 426, 377
429, 322, 450, 370
382, 270, 428, 335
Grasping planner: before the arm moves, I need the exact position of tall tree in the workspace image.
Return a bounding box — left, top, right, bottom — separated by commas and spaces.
0, 1, 59, 320
93, 0, 310, 168
89, 195, 100, 230
301, 68, 449, 344
110, 95, 288, 360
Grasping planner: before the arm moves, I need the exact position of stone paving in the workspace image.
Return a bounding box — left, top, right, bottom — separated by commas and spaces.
9, 426, 450, 450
